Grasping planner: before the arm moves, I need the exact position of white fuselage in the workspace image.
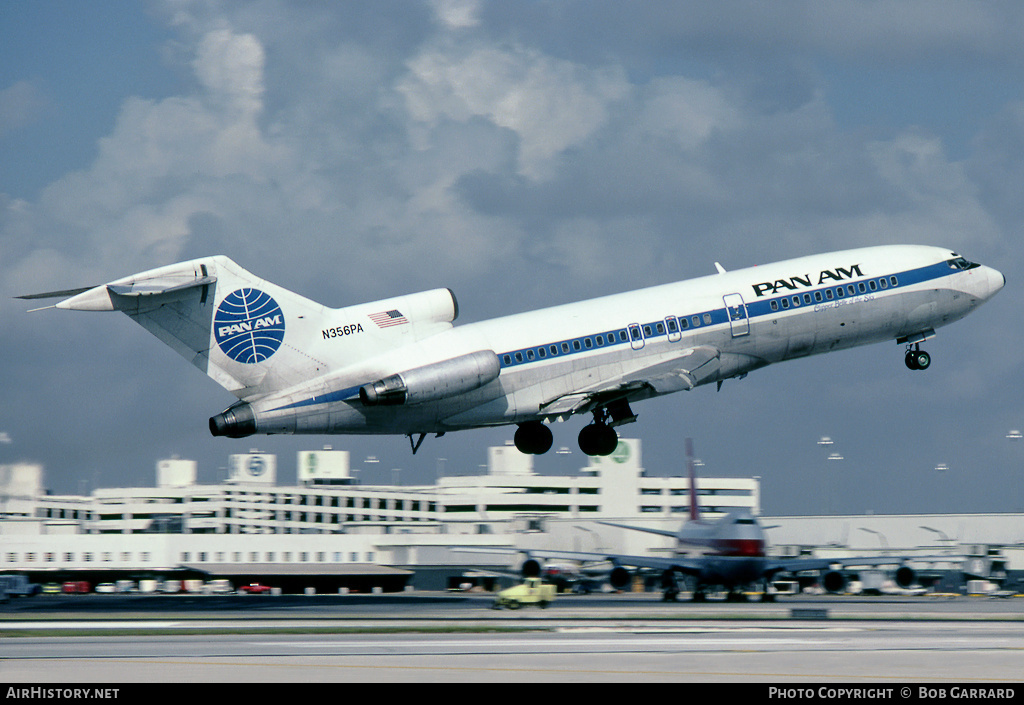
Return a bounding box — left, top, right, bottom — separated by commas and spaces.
251, 244, 1003, 436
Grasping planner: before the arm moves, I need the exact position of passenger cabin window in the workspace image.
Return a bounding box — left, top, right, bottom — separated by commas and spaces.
691, 316, 700, 327
869, 280, 877, 291
703, 313, 712, 324
562, 342, 570, 353
643, 325, 652, 337
584, 338, 593, 349
656, 322, 665, 334
503, 355, 512, 365
770, 300, 779, 311
629, 325, 641, 341
890, 276, 898, 286
573, 340, 581, 351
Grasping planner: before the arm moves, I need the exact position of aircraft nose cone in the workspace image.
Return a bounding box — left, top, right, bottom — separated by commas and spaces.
987, 266, 1006, 299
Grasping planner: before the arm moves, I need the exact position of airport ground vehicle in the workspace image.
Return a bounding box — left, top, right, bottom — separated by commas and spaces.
492, 578, 556, 610
0, 575, 41, 597
61, 581, 90, 594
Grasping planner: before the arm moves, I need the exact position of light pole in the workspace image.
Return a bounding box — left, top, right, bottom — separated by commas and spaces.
859, 527, 889, 550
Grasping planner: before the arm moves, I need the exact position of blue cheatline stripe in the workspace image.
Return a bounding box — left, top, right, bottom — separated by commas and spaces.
269, 259, 959, 413
495, 260, 955, 370
271, 385, 362, 412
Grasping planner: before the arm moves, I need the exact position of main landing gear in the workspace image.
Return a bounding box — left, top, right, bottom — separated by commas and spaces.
514, 421, 553, 455
514, 402, 631, 457
905, 343, 931, 370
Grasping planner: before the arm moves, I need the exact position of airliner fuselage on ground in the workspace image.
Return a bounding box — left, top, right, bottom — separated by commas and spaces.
23, 245, 1003, 455
459, 439, 931, 601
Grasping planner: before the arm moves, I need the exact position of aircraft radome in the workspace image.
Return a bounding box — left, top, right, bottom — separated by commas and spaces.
20, 245, 1004, 456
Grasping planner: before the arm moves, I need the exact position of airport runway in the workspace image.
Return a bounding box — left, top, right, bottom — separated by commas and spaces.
2, 593, 1023, 683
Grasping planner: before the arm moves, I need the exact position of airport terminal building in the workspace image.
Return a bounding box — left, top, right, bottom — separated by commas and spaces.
0, 440, 1019, 593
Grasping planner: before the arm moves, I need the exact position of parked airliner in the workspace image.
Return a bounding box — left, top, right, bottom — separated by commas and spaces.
21, 245, 1003, 455
457, 439, 934, 601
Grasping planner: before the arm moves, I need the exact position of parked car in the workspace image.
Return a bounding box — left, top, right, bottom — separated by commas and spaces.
61, 581, 90, 594
238, 583, 273, 594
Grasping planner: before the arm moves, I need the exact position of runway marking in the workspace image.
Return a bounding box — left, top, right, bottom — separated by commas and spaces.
45, 657, 1024, 682
3, 621, 181, 630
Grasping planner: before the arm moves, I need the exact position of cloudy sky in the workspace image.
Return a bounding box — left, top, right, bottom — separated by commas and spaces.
2, 0, 1022, 517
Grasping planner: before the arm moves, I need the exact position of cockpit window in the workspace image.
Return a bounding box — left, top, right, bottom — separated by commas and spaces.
947, 257, 978, 271
733, 518, 756, 525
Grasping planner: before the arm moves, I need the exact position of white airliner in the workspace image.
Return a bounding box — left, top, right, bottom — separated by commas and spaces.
455, 439, 941, 601
21, 244, 1004, 456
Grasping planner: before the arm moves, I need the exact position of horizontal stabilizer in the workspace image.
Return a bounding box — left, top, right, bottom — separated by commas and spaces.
107, 275, 217, 298
16, 286, 97, 301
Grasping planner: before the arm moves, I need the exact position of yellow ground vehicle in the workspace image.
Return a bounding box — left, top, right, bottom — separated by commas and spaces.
492, 577, 556, 609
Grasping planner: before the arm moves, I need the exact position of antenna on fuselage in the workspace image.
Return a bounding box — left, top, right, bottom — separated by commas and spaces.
685, 437, 700, 522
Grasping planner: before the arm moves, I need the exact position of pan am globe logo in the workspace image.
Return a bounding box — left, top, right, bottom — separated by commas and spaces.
214, 288, 285, 364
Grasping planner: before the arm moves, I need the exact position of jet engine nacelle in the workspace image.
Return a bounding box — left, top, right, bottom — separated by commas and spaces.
894, 565, 916, 589
359, 350, 500, 406
609, 566, 632, 590
521, 559, 542, 578
822, 570, 847, 594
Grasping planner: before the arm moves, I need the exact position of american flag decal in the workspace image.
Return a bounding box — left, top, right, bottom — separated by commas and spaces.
369, 309, 408, 328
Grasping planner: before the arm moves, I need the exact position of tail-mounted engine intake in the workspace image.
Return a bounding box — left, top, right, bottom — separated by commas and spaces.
359, 350, 500, 406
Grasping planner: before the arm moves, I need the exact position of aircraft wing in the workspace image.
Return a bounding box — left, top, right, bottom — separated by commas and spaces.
539, 345, 722, 418
449, 546, 705, 578
764, 554, 962, 577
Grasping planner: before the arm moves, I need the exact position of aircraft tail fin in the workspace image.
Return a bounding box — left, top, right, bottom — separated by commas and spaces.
25, 257, 331, 400
25, 256, 460, 402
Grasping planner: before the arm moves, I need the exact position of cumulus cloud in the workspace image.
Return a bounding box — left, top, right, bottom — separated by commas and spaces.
2, 2, 1019, 507
0, 81, 48, 136
399, 43, 630, 180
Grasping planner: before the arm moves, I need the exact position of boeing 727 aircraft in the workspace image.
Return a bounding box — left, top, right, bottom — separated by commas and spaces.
21, 245, 1004, 455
